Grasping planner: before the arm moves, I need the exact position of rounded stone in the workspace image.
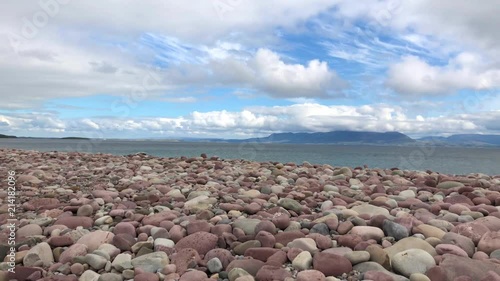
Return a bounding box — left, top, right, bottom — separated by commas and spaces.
54, 216, 94, 229
175, 231, 218, 255
350, 226, 385, 241
77, 204, 94, 217
392, 249, 436, 277
98, 273, 123, 281
135, 272, 159, 281
85, 253, 107, 270
382, 219, 409, 241
113, 222, 136, 237
76, 230, 115, 252
296, 270, 326, 281
179, 270, 207, 281
17, 224, 43, 237
435, 244, 468, 257
292, 250, 313, 271
207, 257, 223, 273
254, 220, 277, 235
313, 252, 352, 277
477, 231, 500, 255
23, 242, 54, 267
344, 251, 370, 265
205, 248, 235, 269
255, 265, 292, 281
409, 273, 431, 281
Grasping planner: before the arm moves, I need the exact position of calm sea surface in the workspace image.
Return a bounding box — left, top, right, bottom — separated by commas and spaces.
1, 138, 499, 175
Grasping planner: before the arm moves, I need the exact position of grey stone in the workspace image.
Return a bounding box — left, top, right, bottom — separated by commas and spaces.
131, 251, 169, 272
383, 219, 409, 241
207, 257, 223, 273
310, 223, 330, 235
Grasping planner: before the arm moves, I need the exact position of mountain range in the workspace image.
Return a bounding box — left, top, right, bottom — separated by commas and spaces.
2, 132, 500, 146
418, 134, 500, 146
182, 131, 500, 146
237, 131, 415, 144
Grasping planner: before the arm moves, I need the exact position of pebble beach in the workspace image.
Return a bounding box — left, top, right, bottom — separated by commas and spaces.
1, 148, 500, 281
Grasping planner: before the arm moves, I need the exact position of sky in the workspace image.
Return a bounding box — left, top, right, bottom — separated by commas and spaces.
0, 0, 499, 139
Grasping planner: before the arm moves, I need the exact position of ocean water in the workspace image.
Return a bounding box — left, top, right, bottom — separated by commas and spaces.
1, 138, 499, 175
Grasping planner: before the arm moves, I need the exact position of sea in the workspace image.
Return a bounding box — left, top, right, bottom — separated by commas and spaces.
1, 138, 499, 175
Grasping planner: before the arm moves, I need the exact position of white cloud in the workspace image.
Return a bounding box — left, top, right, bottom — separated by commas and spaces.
0, 1, 338, 44
1, 0, 499, 139
0, 1, 348, 110
331, 0, 500, 56
2, 104, 499, 138
385, 55, 500, 95
158, 97, 197, 103
0, 27, 345, 109
249, 49, 346, 97
320, 0, 500, 96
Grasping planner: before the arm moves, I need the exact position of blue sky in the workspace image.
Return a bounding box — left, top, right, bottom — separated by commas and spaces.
0, 0, 499, 138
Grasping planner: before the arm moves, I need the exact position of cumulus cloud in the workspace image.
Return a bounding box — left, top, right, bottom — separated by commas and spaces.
0, 1, 337, 45
1, 0, 499, 138
249, 49, 346, 97
1, 104, 499, 138
0, 31, 344, 109
204, 48, 346, 98
322, 0, 500, 96
385, 54, 500, 95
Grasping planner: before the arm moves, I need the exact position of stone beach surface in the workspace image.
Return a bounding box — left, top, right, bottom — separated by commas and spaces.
0, 148, 500, 281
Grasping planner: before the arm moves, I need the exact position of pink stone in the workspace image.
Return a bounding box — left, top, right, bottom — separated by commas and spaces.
91, 190, 119, 199
179, 270, 208, 281
16, 224, 43, 237
169, 225, 186, 243
54, 216, 93, 229
204, 248, 234, 269
349, 226, 384, 241
476, 216, 500, 231
226, 259, 265, 276
478, 231, 500, 255
451, 222, 490, 244
287, 248, 303, 262
142, 210, 178, 226
113, 222, 136, 237
135, 272, 160, 281
186, 220, 212, 235
255, 231, 276, 248
435, 244, 469, 257
296, 269, 326, 281
275, 231, 305, 246
255, 265, 292, 281
76, 230, 114, 252
266, 251, 287, 266
271, 213, 290, 230
313, 252, 352, 277
47, 236, 74, 247
363, 271, 393, 281
171, 248, 201, 275
112, 233, 135, 251
254, 220, 277, 235
58, 243, 88, 263
175, 231, 218, 255
244, 247, 280, 262
337, 221, 354, 235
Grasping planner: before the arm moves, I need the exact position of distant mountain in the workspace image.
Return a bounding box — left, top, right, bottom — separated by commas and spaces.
61, 137, 90, 140
419, 134, 500, 146
0, 134, 16, 138
233, 130, 416, 144
0, 134, 91, 140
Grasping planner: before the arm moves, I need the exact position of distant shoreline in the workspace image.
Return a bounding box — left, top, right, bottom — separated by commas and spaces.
2, 130, 500, 147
